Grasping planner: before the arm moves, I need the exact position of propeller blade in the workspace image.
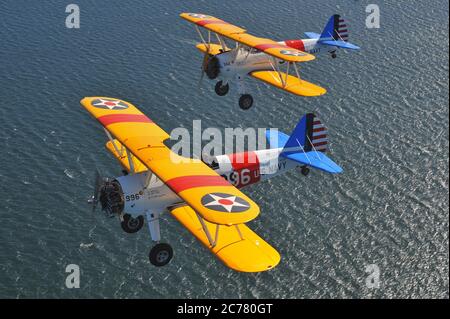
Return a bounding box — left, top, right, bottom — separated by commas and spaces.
198, 50, 211, 88
91, 169, 103, 212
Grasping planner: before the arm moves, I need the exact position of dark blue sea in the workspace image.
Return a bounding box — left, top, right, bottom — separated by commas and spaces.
0, 0, 448, 298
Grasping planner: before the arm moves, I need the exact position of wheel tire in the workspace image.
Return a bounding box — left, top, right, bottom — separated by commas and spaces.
239, 94, 254, 110
331, 53, 337, 59
120, 214, 144, 233
149, 243, 173, 267
301, 166, 310, 176
215, 81, 229, 96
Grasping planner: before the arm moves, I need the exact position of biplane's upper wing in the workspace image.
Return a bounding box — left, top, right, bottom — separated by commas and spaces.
180, 12, 315, 63
81, 97, 259, 225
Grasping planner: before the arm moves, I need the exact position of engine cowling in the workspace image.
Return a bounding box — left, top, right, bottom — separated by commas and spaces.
99, 179, 125, 216
206, 56, 221, 79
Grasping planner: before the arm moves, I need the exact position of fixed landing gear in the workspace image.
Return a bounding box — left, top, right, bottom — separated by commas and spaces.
239, 94, 254, 110
215, 81, 229, 96
145, 210, 173, 267
149, 243, 173, 267
236, 75, 254, 110
301, 165, 310, 176
330, 50, 337, 59
120, 214, 144, 233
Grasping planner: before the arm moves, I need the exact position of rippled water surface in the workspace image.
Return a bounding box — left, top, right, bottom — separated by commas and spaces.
0, 0, 448, 298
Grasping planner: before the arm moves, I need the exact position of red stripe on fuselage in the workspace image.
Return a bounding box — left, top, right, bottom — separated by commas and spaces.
227, 151, 261, 188
97, 114, 153, 126
284, 39, 305, 52
166, 175, 230, 193
229, 151, 259, 170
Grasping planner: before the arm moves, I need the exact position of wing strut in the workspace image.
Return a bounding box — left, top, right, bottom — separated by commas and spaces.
269, 57, 286, 88
195, 212, 219, 247
103, 128, 123, 157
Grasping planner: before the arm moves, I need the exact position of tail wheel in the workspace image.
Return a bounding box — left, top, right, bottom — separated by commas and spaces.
239, 94, 254, 110
301, 166, 310, 176
149, 243, 173, 267
215, 81, 229, 96
120, 214, 144, 233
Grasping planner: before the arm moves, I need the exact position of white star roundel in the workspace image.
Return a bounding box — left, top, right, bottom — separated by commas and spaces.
91, 98, 129, 110
188, 13, 212, 19
201, 193, 250, 213
280, 50, 307, 57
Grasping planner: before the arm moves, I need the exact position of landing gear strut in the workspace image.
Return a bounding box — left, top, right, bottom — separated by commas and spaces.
146, 211, 173, 267
149, 243, 173, 267
215, 81, 229, 96
301, 165, 310, 176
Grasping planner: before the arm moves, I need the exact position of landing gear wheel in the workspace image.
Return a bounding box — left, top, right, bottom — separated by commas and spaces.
215, 81, 229, 96
239, 94, 253, 110
120, 214, 144, 233
301, 166, 310, 176
149, 243, 173, 267
331, 53, 337, 59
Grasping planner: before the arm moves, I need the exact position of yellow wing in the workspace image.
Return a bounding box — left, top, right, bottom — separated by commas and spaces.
170, 204, 280, 272
250, 70, 327, 96
81, 97, 259, 225
180, 12, 315, 63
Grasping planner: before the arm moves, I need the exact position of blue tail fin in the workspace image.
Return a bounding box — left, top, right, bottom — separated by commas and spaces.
311, 15, 360, 50
266, 113, 343, 174
320, 14, 347, 41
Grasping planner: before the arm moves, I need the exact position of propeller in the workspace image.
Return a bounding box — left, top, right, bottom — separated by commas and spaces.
198, 45, 212, 88
89, 169, 105, 212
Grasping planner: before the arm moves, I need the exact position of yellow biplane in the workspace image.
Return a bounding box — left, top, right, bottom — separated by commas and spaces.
82, 97, 280, 272
180, 13, 327, 109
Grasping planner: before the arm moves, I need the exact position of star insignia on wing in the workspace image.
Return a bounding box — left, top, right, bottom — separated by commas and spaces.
91, 99, 128, 110
201, 193, 250, 213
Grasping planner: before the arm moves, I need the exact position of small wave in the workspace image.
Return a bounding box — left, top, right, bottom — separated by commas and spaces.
64, 169, 75, 179
80, 243, 94, 249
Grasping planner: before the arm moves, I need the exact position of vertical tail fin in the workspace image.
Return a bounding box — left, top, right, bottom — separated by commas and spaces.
283, 113, 328, 154
320, 14, 349, 42
265, 114, 341, 174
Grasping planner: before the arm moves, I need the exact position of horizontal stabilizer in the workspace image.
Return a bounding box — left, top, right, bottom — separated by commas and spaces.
304, 32, 321, 39
320, 40, 360, 50
281, 151, 343, 174
265, 129, 289, 149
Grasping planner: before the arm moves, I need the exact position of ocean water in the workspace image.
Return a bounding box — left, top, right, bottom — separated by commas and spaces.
0, 0, 448, 298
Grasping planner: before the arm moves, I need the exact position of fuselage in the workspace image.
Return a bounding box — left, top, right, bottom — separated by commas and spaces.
116, 148, 300, 217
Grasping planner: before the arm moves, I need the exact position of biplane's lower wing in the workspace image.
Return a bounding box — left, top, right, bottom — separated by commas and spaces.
250, 70, 327, 97
196, 43, 227, 55
81, 97, 260, 226
170, 204, 280, 272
